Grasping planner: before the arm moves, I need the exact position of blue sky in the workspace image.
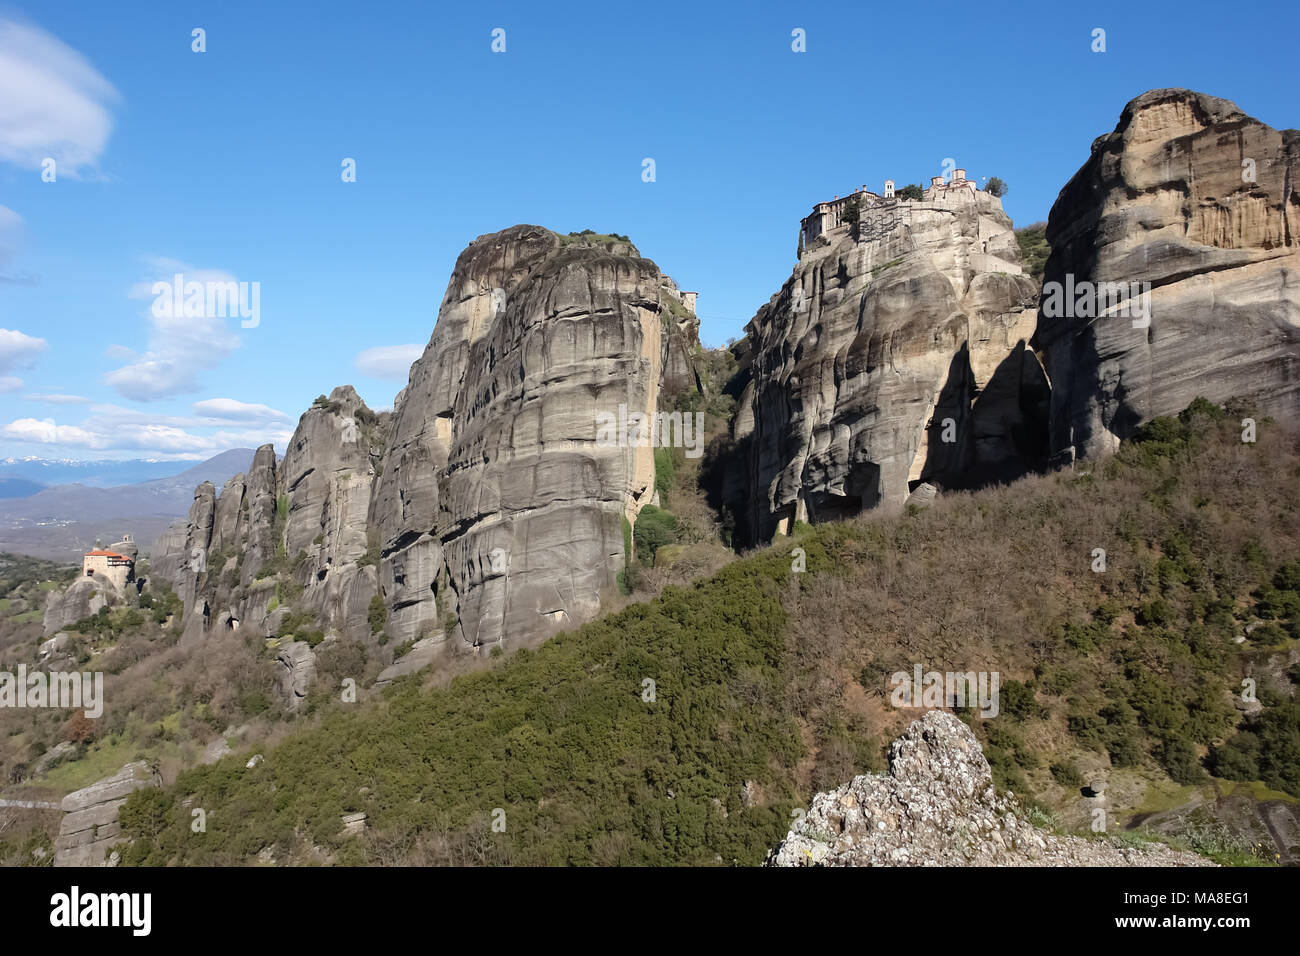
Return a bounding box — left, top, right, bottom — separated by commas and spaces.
0, 0, 1294, 461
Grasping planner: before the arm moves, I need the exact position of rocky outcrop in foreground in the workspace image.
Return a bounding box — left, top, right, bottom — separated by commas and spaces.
53, 761, 161, 867
766, 711, 1211, 867
1035, 88, 1300, 463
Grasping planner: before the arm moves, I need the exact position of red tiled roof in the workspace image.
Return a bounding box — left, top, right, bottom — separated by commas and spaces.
84, 550, 131, 559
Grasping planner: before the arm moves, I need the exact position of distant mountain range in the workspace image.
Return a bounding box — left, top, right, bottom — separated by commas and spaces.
0, 456, 206, 489
0, 449, 258, 561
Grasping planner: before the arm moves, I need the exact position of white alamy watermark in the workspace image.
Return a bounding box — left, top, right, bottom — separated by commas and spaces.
889, 664, 1000, 718
1041, 274, 1151, 329
50, 886, 150, 936
595, 404, 705, 459
0, 666, 103, 718
151, 272, 260, 328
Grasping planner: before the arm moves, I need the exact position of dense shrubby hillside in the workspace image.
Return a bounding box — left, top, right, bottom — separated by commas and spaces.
114, 400, 1299, 865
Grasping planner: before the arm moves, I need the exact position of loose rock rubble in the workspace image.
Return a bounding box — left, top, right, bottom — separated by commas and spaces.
766, 711, 1213, 867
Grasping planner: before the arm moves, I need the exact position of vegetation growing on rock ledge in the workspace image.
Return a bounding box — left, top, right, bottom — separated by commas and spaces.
1015, 222, 1050, 281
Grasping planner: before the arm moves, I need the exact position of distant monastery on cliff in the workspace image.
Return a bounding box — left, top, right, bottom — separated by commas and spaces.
799, 166, 983, 251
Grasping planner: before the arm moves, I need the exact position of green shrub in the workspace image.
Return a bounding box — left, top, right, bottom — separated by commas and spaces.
1210, 702, 1300, 796
1050, 761, 1084, 789
653, 448, 675, 503
1014, 223, 1049, 280
1137, 599, 1173, 626
633, 505, 679, 566
240, 690, 270, 716
368, 595, 387, 635
999, 679, 1040, 720
1255, 586, 1300, 621
1157, 738, 1205, 785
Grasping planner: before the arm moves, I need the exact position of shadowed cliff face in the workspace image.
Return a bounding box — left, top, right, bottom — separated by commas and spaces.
1033, 88, 1300, 463
728, 191, 1047, 545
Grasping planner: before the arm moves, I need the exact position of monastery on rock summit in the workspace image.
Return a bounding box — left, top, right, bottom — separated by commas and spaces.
799, 167, 983, 252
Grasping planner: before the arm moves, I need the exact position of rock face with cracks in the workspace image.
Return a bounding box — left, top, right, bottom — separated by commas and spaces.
1034, 88, 1300, 464
370, 225, 699, 653
731, 187, 1047, 545
155, 389, 388, 658
144, 93, 1300, 678
53, 761, 161, 867
153, 226, 700, 670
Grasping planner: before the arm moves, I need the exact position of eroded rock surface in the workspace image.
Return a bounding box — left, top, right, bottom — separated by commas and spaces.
1034, 88, 1300, 462
766, 711, 1212, 867
43, 574, 121, 637
371, 225, 699, 653
273, 640, 317, 711
53, 761, 161, 867
153, 226, 700, 668
732, 188, 1046, 544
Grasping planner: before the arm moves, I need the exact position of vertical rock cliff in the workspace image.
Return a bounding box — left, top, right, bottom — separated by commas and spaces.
155, 390, 388, 648
1034, 88, 1300, 462
729, 186, 1047, 544
154, 225, 701, 666
372, 225, 699, 650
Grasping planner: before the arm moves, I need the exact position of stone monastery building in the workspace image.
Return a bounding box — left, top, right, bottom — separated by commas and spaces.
82, 533, 138, 592
799, 166, 981, 250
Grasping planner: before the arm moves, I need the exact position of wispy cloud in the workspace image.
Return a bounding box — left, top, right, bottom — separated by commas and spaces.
0, 376, 22, 393
106, 257, 247, 401
0, 17, 119, 177
355, 344, 423, 381
191, 398, 290, 423
0, 327, 48, 373
24, 392, 90, 404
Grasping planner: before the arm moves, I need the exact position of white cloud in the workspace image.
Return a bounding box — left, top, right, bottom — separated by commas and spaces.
106, 258, 247, 401
192, 398, 289, 423
0, 17, 119, 176
355, 344, 423, 381
124, 257, 240, 302
0, 412, 293, 456
0, 376, 22, 392
1, 417, 105, 447
25, 392, 89, 404
0, 327, 47, 373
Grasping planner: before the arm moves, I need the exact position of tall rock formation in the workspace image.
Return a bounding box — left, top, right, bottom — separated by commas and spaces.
1034, 88, 1300, 462
155, 391, 388, 648
372, 225, 699, 650
280, 387, 387, 640
153, 226, 701, 664
730, 185, 1047, 544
